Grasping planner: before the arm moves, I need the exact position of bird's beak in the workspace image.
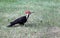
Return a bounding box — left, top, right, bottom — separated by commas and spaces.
31, 12, 34, 13
32, 11, 35, 14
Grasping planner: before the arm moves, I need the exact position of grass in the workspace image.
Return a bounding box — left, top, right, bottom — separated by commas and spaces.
0, 0, 60, 38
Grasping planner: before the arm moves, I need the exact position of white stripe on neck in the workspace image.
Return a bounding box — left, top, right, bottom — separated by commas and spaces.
26, 14, 29, 18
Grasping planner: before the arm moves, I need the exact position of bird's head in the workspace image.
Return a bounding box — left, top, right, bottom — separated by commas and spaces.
25, 10, 34, 19
25, 10, 31, 15
25, 10, 32, 19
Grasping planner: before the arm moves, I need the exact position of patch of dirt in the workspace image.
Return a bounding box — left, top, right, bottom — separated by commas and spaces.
42, 27, 60, 38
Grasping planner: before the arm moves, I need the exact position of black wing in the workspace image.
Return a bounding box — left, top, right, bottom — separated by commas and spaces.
12, 16, 27, 23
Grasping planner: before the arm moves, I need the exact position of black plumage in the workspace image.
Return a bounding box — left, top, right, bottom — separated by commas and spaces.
7, 10, 31, 27
7, 15, 29, 27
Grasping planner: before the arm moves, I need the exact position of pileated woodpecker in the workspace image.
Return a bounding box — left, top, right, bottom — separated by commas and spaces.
7, 10, 31, 27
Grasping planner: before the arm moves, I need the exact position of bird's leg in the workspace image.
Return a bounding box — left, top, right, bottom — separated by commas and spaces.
18, 23, 25, 27
20, 24, 24, 25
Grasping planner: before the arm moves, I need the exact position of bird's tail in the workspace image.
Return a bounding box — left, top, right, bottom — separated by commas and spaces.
7, 22, 13, 27
7, 24, 13, 27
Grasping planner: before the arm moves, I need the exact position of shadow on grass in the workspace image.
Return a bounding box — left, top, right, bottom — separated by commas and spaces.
7, 24, 24, 27
7, 23, 39, 28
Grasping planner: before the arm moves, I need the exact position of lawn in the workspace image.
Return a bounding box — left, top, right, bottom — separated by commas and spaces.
0, 0, 60, 38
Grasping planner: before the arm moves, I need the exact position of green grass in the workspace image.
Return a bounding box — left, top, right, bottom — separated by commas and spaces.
0, 0, 60, 38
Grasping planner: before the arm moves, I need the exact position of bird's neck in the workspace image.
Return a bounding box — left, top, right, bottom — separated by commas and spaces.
26, 14, 30, 19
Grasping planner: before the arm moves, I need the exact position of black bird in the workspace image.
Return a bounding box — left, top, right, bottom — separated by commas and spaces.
7, 10, 31, 27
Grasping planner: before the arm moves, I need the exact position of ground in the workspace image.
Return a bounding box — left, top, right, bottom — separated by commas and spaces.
0, 0, 60, 38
